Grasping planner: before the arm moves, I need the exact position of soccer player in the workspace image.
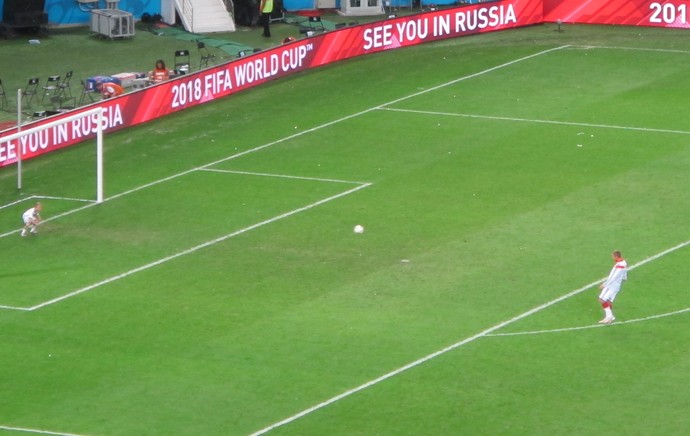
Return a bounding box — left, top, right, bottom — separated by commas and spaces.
598, 250, 628, 324
21, 202, 42, 237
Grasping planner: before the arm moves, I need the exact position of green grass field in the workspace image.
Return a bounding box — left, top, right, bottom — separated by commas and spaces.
1, 24, 689, 435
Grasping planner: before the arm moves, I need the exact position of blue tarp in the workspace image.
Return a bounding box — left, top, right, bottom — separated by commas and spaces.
0, 0, 159, 25
283, 0, 318, 11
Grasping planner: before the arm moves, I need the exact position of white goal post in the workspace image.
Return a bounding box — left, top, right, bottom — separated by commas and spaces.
5, 107, 106, 203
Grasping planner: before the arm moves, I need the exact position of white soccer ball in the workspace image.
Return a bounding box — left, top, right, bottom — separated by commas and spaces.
353, 224, 364, 234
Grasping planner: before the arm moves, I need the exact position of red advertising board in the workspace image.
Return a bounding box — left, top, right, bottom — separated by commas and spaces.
544, 0, 690, 28
0, 0, 543, 168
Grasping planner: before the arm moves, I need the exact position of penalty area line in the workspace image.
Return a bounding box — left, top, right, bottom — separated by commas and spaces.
0, 196, 40, 211
198, 168, 368, 185
379, 107, 690, 136
33, 195, 96, 203
0, 304, 32, 311
0, 425, 89, 436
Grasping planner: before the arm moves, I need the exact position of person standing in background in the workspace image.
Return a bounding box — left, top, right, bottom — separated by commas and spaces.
259, 0, 273, 37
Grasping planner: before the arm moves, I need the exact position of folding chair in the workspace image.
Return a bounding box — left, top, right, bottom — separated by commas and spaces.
78, 79, 98, 105
197, 41, 216, 70
53, 70, 75, 109
174, 49, 191, 74
0, 78, 8, 110
21, 78, 40, 109
58, 71, 73, 100
41, 75, 61, 104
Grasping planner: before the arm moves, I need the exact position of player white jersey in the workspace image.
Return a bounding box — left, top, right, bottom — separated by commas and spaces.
604, 258, 627, 291
20, 203, 43, 237
22, 207, 40, 224
598, 251, 628, 323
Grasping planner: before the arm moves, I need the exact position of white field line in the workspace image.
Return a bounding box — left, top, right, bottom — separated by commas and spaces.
199, 168, 366, 185
378, 45, 570, 108
0, 304, 31, 311
23, 182, 371, 312
486, 307, 690, 337
571, 44, 690, 54
33, 195, 95, 203
0, 425, 89, 436
249, 237, 690, 435
380, 107, 690, 136
0, 196, 38, 211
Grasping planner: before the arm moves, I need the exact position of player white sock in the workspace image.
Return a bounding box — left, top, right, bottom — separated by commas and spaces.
604, 307, 613, 319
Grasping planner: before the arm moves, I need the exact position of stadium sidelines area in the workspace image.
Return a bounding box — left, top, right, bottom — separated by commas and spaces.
2, 43, 689, 435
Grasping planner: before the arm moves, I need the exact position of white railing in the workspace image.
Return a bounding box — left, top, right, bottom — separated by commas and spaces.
222, 0, 234, 17
179, 0, 195, 32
